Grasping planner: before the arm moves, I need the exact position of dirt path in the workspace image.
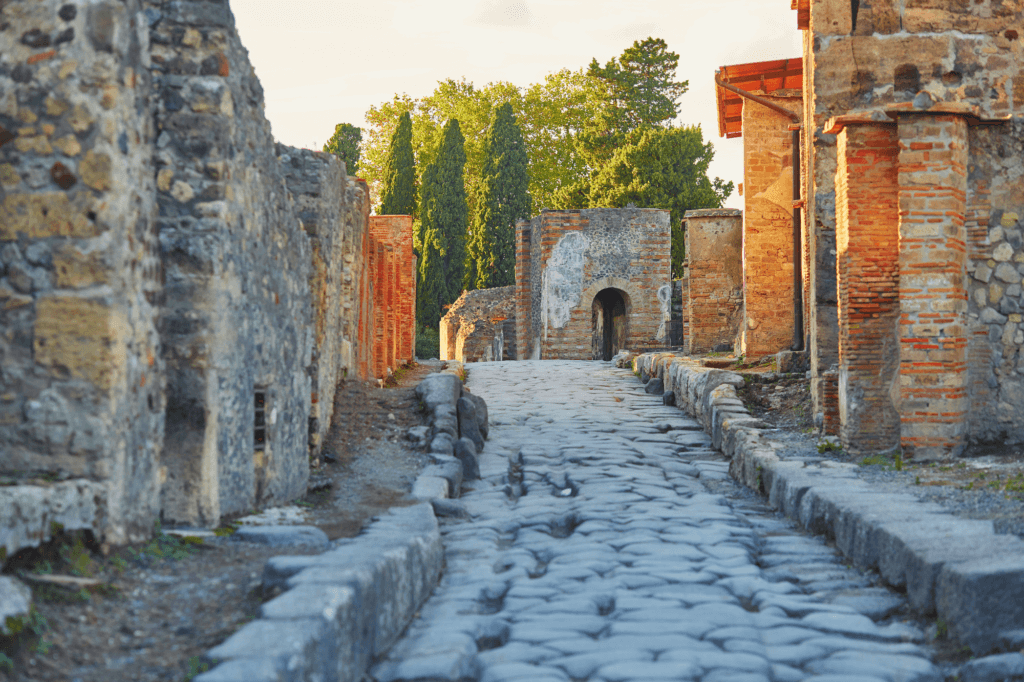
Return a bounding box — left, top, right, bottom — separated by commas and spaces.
0, 363, 437, 682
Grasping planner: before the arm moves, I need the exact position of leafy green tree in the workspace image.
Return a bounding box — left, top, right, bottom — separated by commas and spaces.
323, 123, 362, 175
586, 37, 688, 136
379, 111, 417, 217
467, 103, 532, 290
417, 120, 468, 328
587, 125, 733, 278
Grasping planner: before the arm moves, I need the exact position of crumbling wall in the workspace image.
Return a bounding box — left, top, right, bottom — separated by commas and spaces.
683, 209, 743, 355
517, 208, 671, 360
0, 0, 165, 547
440, 286, 516, 363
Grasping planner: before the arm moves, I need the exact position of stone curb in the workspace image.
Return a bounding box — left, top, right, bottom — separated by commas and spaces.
633, 352, 1024, 655
194, 369, 490, 682
194, 503, 444, 682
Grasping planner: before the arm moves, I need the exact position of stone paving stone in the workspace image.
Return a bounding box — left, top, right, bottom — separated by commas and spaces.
373, 361, 938, 682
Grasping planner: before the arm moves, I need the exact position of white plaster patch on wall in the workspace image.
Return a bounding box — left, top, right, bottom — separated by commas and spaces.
541, 231, 589, 338
657, 284, 672, 343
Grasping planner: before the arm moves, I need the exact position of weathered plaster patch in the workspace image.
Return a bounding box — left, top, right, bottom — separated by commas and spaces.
657, 284, 672, 343
541, 231, 588, 337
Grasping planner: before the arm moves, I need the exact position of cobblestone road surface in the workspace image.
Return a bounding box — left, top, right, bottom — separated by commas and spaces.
372, 361, 940, 682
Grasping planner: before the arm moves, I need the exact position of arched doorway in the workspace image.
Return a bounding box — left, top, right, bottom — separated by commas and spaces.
592, 288, 628, 360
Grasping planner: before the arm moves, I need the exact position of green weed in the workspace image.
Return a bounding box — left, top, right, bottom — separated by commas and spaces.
184, 656, 210, 681
817, 440, 843, 454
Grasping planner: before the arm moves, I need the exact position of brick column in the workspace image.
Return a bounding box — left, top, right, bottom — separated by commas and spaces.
835, 123, 901, 454
515, 219, 533, 360
897, 115, 969, 460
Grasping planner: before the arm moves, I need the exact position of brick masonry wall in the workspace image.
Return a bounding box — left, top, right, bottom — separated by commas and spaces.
514, 219, 533, 360
897, 115, 969, 459
0, 0, 164, 546
835, 123, 901, 455
683, 209, 743, 355
741, 95, 803, 359
369, 215, 415, 378
521, 209, 672, 360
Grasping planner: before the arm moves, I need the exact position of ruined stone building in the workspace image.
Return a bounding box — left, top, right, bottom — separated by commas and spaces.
0, 0, 415, 557
440, 286, 516, 364
515, 208, 674, 361
705, 1, 1024, 459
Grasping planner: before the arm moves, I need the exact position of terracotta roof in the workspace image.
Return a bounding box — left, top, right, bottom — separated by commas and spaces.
715, 58, 803, 138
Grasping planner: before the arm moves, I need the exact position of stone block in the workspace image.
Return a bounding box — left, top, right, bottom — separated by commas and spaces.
233, 525, 329, 549
412, 475, 449, 500
462, 391, 489, 439
416, 373, 462, 413
0, 577, 32, 636
205, 619, 331, 681
937, 554, 1024, 654
454, 437, 480, 481
457, 397, 484, 451
957, 652, 1024, 682
422, 458, 463, 496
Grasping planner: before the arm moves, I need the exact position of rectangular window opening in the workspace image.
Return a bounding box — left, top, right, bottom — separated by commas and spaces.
254, 387, 268, 451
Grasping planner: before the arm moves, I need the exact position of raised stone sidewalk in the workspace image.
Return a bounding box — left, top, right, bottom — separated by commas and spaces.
632, 351, 1024, 655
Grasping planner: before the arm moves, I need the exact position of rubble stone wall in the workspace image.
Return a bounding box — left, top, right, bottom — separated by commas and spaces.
682, 209, 743, 355
517, 208, 672, 361
964, 120, 1024, 446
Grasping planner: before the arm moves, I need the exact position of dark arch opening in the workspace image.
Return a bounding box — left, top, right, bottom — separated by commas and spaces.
592, 288, 628, 361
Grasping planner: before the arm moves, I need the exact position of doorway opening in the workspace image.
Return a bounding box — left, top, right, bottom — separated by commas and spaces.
592, 288, 628, 360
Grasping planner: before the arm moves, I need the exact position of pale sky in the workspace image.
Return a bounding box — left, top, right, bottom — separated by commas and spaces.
232, 0, 802, 210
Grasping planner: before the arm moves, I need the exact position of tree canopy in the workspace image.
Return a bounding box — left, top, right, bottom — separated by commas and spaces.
360, 36, 733, 303
378, 111, 417, 218
323, 123, 362, 175
467, 103, 532, 290
417, 119, 468, 328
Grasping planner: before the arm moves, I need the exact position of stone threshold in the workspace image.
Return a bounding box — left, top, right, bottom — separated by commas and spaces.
632, 351, 1024, 656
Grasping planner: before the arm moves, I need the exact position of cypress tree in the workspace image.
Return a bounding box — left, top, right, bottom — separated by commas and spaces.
379, 111, 416, 217
467, 103, 532, 290
417, 119, 468, 328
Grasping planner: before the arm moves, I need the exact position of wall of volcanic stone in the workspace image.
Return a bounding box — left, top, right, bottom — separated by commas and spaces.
0, 0, 165, 550
0, 0, 411, 556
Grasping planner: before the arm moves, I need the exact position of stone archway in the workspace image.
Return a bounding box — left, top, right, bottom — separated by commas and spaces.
592, 288, 629, 360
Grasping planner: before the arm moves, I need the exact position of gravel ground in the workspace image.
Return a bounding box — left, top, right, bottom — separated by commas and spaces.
0, 362, 437, 682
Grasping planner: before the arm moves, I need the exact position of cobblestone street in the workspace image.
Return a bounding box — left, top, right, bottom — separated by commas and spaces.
372, 361, 939, 682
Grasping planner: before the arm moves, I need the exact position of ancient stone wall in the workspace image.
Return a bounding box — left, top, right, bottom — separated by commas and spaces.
682, 209, 743, 355
0, 0, 164, 548
147, 0, 314, 526
440, 286, 516, 363
963, 120, 1024, 446
516, 208, 671, 361
0, 0, 411, 555
740, 94, 803, 359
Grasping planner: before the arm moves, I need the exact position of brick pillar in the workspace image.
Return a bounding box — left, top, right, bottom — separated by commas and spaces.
897, 115, 969, 460
515, 219, 533, 360
387, 244, 397, 371
835, 123, 901, 454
